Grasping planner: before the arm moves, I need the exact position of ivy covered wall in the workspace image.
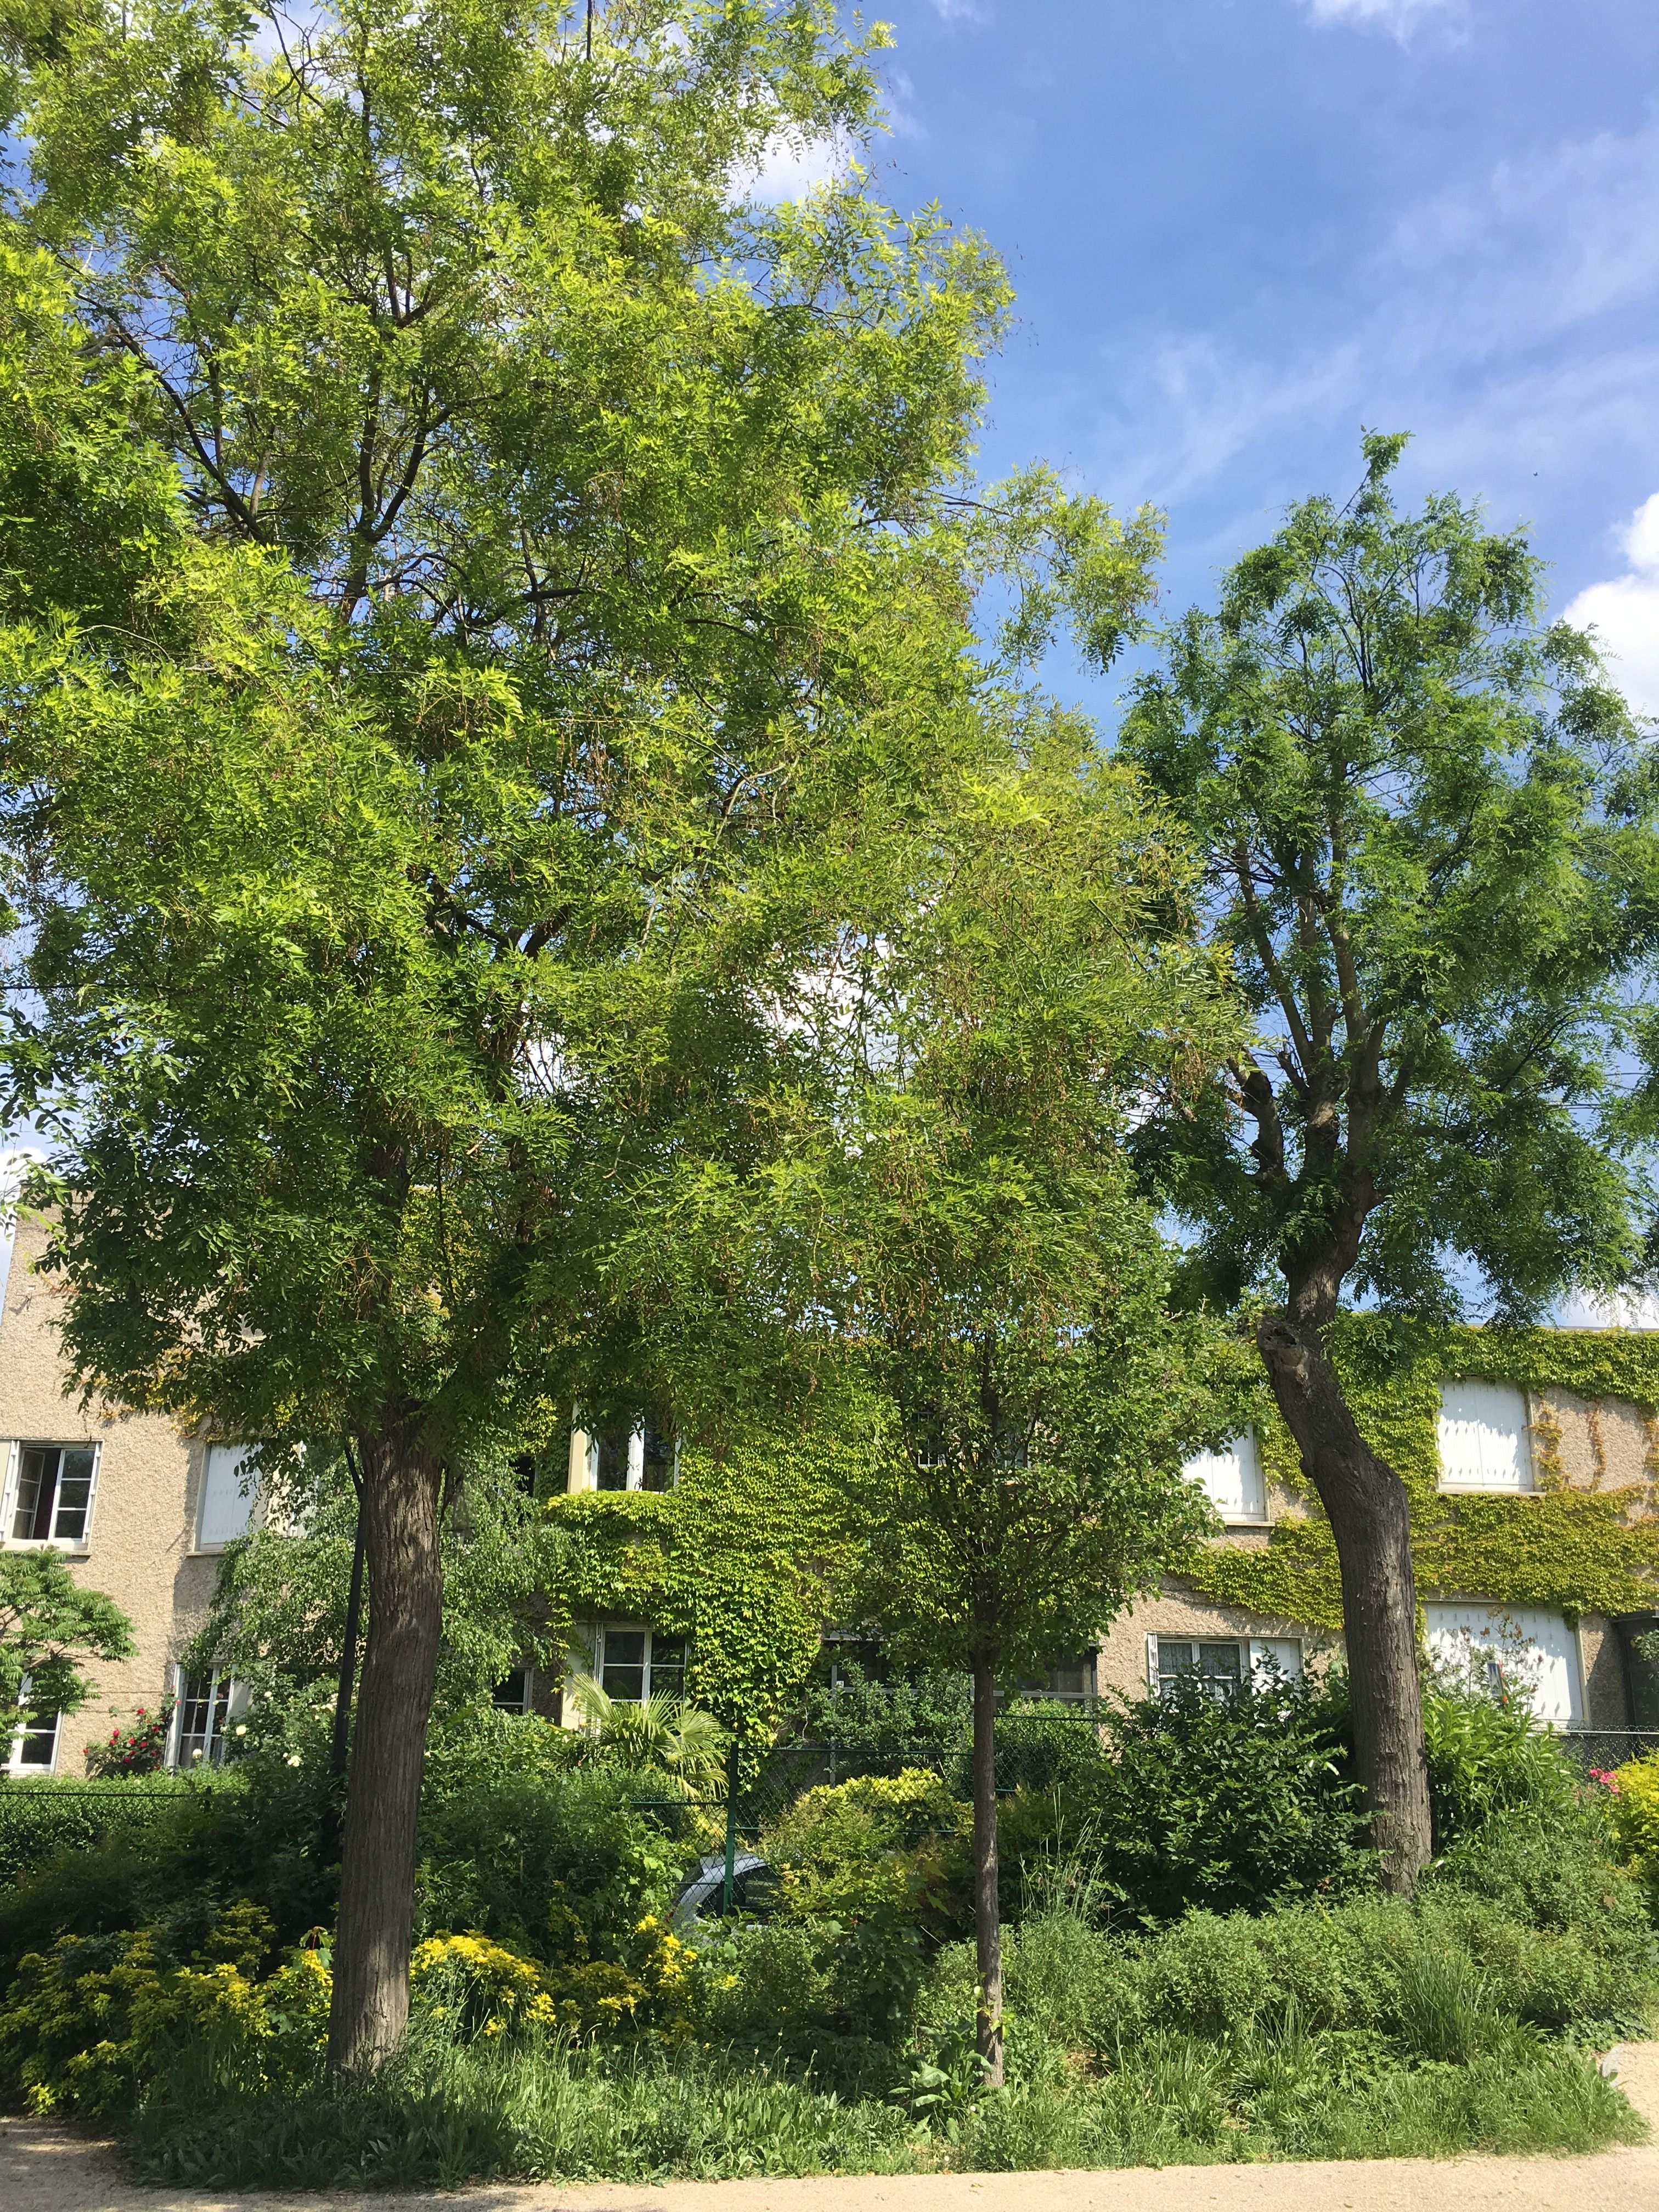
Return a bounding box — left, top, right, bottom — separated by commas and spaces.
543, 1425, 861, 1740
1190, 1319, 1659, 1629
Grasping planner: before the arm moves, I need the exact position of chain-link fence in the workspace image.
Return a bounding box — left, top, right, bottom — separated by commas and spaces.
1556, 1729, 1659, 1774
0, 1776, 224, 1884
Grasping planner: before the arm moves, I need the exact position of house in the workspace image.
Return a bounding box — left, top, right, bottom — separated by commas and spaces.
4, 1184, 1658, 1767
0, 1213, 259, 1774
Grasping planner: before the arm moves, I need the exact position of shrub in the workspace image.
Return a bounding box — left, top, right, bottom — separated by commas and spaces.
1068, 1675, 1369, 1924
0, 1772, 205, 1888
1607, 1751, 1659, 1909
758, 1768, 972, 1938
83, 1702, 174, 1778
1422, 1682, 1577, 1846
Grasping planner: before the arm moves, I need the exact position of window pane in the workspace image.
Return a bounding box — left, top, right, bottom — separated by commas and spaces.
15, 1709, 58, 1767
1156, 1639, 1195, 1679
602, 1629, 646, 1702
1199, 1643, 1242, 1686
176, 1673, 230, 1764
51, 1449, 95, 1541
13, 1447, 57, 1541
641, 1430, 675, 1493
199, 1445, 257, 1547
492, 1669, 529, 1712
648, 1633, 686, 1700
593, 1435, 628, 1492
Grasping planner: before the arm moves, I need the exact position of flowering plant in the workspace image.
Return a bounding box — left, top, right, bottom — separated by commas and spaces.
84, 1702, 173, 1778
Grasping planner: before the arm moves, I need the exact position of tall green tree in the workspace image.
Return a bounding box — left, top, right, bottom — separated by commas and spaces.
1120, 436, 1659, 1884
0, 0, 1156, 2062
820, 752, 1242, 2083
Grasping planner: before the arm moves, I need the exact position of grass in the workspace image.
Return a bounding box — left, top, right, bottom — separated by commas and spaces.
129, 2038, 925, 2189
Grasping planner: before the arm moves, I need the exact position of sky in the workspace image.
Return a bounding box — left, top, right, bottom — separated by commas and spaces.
765, 0, 1659, 716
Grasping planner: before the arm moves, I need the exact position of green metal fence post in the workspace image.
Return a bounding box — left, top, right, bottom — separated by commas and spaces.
721, 1728, 741, 1916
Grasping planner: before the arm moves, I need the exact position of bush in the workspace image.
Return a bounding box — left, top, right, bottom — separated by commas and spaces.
1423, 1682, 1578, 1845
758, 1768, 972, 1939
0, 1760, 336, 1984
1607, 1751, 1659, 1910
83, 1702, 174, 1778
0, 1773, 207, 1887
1056, 1675, 1369, 1924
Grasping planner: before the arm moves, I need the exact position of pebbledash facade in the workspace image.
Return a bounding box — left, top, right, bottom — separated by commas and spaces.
2, 1195, 1657, 1774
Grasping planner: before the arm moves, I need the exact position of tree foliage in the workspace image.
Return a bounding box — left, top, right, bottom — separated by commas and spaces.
0, 1550, 135, 1720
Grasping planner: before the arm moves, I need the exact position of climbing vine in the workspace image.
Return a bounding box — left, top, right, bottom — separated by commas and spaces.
543, 1421, 870, 1742
1189, 1319, 1659, 1628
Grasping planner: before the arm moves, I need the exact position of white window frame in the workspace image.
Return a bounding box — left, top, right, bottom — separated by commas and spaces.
492, 1666, 533, 1713
569, 1424, 679, 1495
1436, 1381, 1534, 1494
594, 1623, 689, 1703
193, 1442, 263, 1553
1, 1439, 101, 1551
1146, 1633, 1302, 1695
7, 1674, 61, 1775
1182, 1429, 1269, 1526
166, 1666, 247, 1767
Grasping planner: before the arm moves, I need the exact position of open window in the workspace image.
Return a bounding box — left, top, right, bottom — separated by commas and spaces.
1014, 1652, 1098, 1704
8, 1443, 99, 1547
492, 1668, 531, 1712
1436, 1382, 1533, 1493
1181, 1430, 1267, 1524
571, 1425, 679, 1494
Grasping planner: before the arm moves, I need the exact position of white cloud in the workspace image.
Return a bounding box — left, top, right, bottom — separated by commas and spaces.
742, 133, 846, 204
1304, 0, 1459, 29
1563, 493, 1659, 717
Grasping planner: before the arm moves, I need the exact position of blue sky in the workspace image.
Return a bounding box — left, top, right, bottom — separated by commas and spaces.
776, 0, 1659, 713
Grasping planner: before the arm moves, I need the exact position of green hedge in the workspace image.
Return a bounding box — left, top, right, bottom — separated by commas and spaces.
0, 1778, 234, 1884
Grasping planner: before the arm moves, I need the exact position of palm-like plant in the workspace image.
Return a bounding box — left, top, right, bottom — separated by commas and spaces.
563, 1673, 729, 1793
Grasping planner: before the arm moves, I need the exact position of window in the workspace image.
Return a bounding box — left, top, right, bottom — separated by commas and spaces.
172, 1673, 235, 1765
7, 1679, 60, 1774
1182, 1431, 1267, 1523
598, 1626, 687, 1703
1437, 1381, 1533, 1492
492, 1668, 531, 1712
1424, 1602, 1581, 1726
572, 1424, 679, 1493
1014, 1654, 1097, 1703
1155, 1638, 1243, 1699
1149, 1635, 1301, 1695
196, 1444, 260, 1549
10, 1444, 97, 1544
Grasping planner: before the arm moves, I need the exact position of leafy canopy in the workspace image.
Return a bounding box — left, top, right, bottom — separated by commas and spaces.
0, 1550, 136, 1718
0, 0, 1160, 1462
1121, 434, 1659, 1322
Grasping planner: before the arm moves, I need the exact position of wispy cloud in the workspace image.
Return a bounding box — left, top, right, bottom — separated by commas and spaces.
1564, 494, 1659, 718
741, 133, 847, 204
1303, 0, 1460, 32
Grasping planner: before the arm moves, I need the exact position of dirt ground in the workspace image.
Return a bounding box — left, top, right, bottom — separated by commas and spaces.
4, 2041, 1658, 2212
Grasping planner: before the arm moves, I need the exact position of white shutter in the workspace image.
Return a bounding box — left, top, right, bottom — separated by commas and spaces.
1144, 1633, 1159, 1689
1437, 1383, 1532, 1492
1249, 1638, 1303, 1685
1182, 1429, 1267, 1521
198, 1445, 258, 1548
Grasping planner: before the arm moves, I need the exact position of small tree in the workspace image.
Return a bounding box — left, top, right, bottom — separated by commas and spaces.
823, 754, 1242, 2083
0, 1550, 134, 1746
1120, 435, 1659, 1884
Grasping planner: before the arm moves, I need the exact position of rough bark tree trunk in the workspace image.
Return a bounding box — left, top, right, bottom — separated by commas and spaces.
1256, 1309, 1431, 1889
327, 1428, 445, 2070
971, 1655, 1003, 2087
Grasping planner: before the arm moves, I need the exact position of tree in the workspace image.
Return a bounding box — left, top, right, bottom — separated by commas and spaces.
1120, 435, 1659, 1885
0, 1550, 135, 1735
821, 753, 1243, 2083
0, 1, 1156, 2063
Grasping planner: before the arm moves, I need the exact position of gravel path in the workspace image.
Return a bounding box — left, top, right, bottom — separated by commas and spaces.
4, 2042, 1656, 2212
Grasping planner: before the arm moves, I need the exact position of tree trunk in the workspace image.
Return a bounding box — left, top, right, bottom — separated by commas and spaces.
1257, 1310, 1431, 1889
971, 1655, 1003, 2087
327, 1429, 445, 2070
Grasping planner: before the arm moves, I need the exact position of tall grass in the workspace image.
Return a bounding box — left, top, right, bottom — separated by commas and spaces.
130, 2036, 922, 2189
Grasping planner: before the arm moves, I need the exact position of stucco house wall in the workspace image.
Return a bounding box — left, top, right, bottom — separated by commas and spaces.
0, 1215, 211, 1770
